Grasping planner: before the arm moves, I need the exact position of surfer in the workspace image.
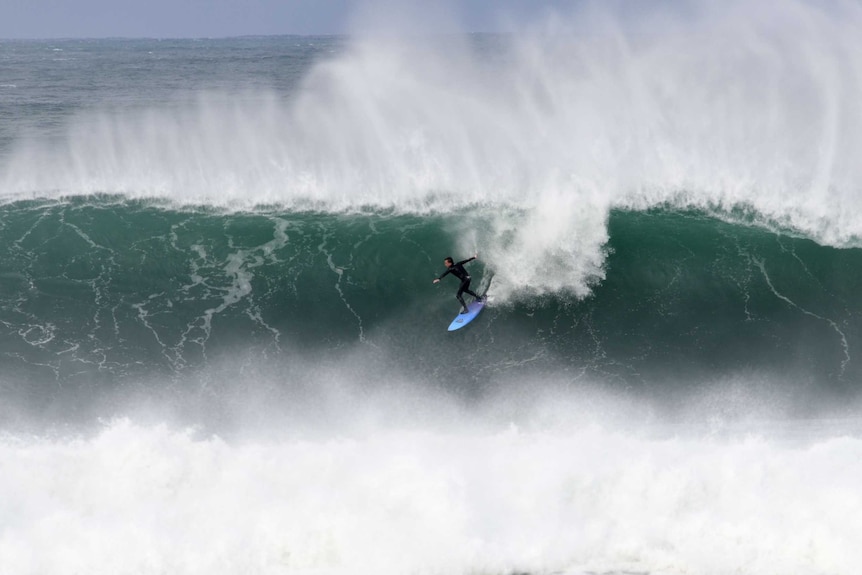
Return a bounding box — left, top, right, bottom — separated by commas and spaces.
433, 254, 483, 314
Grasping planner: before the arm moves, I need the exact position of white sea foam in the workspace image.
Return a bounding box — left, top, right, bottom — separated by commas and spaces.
2, 0, 862, 298
1, 416, 860, 575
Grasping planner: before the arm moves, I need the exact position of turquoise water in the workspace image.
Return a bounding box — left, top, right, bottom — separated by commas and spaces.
2, 200, 860, 422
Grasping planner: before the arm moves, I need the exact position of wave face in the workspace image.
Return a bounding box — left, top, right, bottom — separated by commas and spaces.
1, 200, 860, 417
4, 2, 862, 573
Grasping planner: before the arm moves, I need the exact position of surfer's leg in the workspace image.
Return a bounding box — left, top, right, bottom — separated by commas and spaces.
456, 296, 468, 313
455, 283, 469, 313
462, 279, 480, 301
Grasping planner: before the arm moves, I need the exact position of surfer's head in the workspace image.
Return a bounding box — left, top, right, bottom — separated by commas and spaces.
444, 257, 454, 267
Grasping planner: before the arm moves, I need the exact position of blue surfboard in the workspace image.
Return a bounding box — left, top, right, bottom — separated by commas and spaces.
448, 300, 486, 331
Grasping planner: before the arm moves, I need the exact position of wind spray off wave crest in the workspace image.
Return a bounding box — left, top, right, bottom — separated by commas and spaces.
3, 0, 862, 298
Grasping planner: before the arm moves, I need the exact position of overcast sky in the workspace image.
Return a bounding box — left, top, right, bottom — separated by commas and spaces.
0, 0, 579, 39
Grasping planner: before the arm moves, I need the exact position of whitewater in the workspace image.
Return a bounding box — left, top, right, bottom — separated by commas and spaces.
3, 1, 862, 573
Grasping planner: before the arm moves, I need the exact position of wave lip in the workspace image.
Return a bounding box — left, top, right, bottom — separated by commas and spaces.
4, 1, 862, 245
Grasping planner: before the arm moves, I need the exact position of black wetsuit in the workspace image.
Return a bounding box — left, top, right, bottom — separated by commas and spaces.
438, 257, 481, 311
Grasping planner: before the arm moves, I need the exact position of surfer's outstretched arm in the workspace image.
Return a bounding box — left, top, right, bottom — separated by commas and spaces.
433, 270, 450, 283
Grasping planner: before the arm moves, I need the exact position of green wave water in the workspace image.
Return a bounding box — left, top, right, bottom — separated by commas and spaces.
3, 198, 860, 425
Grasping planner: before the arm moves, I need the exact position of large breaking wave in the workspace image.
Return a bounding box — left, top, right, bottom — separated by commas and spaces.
3, 1, 862, 574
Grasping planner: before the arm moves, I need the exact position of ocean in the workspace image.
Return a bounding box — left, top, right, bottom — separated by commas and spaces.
3, 5, 862, 573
